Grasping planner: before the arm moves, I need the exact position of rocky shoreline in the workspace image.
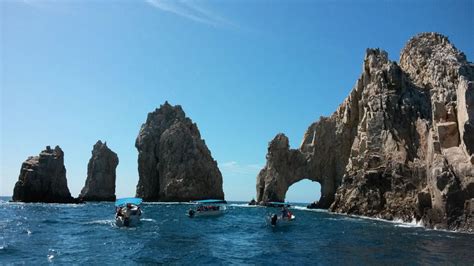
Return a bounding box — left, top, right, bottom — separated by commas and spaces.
256, 33, 473, 232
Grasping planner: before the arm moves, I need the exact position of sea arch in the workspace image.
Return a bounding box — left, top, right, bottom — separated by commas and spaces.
255, 133, 339, 208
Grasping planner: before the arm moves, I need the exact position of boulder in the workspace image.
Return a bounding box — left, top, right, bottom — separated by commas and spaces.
12, 146, 79, 203
79, 141, 119, 201
135, 102, 224, 201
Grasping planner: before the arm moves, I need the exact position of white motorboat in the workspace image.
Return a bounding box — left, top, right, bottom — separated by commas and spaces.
268, 213, 296, 226
115, 197, 142, 227
187, 199, 227, 218
265, 202, 296, 226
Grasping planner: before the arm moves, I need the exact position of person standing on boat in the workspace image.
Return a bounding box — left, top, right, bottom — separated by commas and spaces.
281, 206, 289, 218
123, 203, 133, 218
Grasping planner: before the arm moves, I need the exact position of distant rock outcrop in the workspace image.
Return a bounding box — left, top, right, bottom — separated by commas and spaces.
256, 33, 474, 232
79, 141, 119, 201
12, 146, 78, 203
135, 102, 224, 201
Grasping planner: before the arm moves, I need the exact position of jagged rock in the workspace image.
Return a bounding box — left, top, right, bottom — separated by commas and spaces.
12, 146, 79, 203
79, 141, 119, 201
248, 198, 257, 205
135, 102, 224, 201
256, 33, 474, 232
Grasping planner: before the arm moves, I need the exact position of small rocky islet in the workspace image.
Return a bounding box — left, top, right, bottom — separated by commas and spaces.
10, 33, 473, 233
79, 140, 119, 202
11, 101, 223, 204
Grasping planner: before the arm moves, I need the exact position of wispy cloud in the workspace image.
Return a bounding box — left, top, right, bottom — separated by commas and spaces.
145, 0, 236, 28
220, 161, 263, 175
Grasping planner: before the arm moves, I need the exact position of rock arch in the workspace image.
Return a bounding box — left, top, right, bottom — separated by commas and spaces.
256, 129, 354, 208
256, 33, 474, 232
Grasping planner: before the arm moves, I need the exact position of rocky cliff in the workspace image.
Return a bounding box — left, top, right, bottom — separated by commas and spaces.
256, 33, 473, 232
135, 101, 224, 201
12, 146, 78, 203
79, 140, 119, 201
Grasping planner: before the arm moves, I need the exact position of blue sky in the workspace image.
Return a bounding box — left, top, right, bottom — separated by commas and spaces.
1, 0, 473, 202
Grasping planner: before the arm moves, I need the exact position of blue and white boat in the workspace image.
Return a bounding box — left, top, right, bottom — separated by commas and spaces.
187, 199, 227, 218
115, 197, 143, 227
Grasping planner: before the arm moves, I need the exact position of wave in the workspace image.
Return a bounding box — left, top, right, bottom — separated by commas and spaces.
84, 219, 114, 225
291, 206, 328, 213
229, 203, 260, 208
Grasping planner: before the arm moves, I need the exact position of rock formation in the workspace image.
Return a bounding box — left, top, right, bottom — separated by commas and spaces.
256, 33, 473, 232
79, 141, 119, 201
135, 101, 224, 201
12, 146, 79, 203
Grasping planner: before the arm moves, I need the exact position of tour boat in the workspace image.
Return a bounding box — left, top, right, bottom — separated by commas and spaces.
115, 197, 142, 227
265, 202, 296, 226
187, 199, 227, 218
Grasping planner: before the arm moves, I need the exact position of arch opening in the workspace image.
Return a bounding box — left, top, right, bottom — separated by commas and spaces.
285, 179, 321, 206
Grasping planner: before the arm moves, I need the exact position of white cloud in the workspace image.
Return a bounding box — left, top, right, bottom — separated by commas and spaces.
220, 161, 263, 175
145, 0, 235, 28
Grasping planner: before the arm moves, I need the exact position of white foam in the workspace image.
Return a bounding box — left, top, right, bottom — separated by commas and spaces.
229, 203, 260, 208
291, 206, 328, 213
85, 219, 114, 225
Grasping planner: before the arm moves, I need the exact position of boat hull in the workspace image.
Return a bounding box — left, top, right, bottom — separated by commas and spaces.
188, 206, 226, 218
268, 214, 295, 226
115, 215, 141, 227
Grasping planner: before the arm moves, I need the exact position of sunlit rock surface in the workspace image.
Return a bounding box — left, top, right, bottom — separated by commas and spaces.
256, 33, 474, 232
136, 102, 224, 201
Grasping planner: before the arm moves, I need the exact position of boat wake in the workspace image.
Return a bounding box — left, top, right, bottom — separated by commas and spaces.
84, 219, 115, 226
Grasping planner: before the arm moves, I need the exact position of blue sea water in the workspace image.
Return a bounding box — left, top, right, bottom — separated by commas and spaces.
1, 197, 473, 265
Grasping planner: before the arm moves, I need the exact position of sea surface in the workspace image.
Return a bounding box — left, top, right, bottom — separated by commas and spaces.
1, 197, 473, 265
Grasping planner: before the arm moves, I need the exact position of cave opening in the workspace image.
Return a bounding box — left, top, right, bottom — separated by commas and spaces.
285, 179, 321, 205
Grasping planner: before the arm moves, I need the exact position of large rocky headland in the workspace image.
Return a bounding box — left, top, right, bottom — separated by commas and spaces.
12, 146, 79, 203
79, 140, 119, 201
256, 33, 473, 232
135, 101, 224, 201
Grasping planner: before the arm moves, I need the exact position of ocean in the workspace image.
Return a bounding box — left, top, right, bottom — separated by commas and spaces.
0, 197, 473, 265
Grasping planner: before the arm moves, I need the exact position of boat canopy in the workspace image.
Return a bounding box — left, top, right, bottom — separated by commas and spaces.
192, 199, 227, 204
115, 197, 143, 207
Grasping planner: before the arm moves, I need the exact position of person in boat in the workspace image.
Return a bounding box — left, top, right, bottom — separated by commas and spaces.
271, 214, 278, 226
115, 207, 123, 218
123, 203, 133, 218
281, 206, 289, 218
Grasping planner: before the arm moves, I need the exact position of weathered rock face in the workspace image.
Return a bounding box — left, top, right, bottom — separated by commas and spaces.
79, 141, 119, 201
135, 102, 224, 201
256, 33, 474, 232
12, 146, 78, 203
